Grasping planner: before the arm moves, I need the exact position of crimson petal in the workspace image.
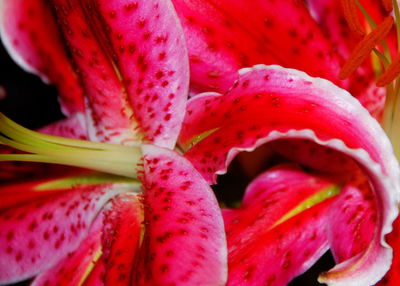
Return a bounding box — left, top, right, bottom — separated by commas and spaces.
0, 182, 130, 284
48, 0, 188, 148
102, 193, 142, 285
0, 0, 85, 115
224, 164, 337, 285
172, 0, 342, 93
179, 65, 399, 285
137, 145, 227, 285
31, 214, 103, 286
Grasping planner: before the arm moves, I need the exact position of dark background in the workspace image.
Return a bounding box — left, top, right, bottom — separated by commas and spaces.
0, 41, 63, 129
0, 40, 334, 285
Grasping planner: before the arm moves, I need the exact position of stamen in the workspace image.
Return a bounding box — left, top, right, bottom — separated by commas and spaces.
377, 53, 400, 86
381, 0, 393, 12
339, 16, 394, 79
341, 0, 366, 36
0, 113, 142, 178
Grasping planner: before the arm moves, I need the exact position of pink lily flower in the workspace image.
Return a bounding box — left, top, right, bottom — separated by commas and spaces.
0, 0, 227, 285
0, 1, 399, 286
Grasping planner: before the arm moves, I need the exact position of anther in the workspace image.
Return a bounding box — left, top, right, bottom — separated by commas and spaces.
377, 53, 400, 86
340, 16, 394, 79
341, 0, 366, 36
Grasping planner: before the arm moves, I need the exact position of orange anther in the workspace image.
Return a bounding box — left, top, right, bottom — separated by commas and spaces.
377, 53, 400, 86
381, 0, 393, 12
339, 16, 394, 79
341, 0, 366, 36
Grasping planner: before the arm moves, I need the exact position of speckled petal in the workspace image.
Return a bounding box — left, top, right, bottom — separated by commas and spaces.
224, 164, 335, 285
0, 183, 130, 284
179, 65, 399, 286
136, 145, 227, 285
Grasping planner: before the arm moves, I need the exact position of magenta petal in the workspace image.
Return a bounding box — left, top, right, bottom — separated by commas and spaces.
172, 0, 342, 93
49, 0, 139, 145
0, 0, 85, 115
224, 165, 334, 285
82, 256, 105, 286
267, 139, 378, 264
268, 139, 358, 174
137, 145, 227, 285
38, 113, 88, 139
0, 169, 91, 209
31, 214, 103, 286
0, 183, 127, 284
48, 0, 188, 147
375, 216, 400, 285
180, 65, 399, 285
93, 0, 189, 148
326, 168, 377, 263
102, 193, 142, 285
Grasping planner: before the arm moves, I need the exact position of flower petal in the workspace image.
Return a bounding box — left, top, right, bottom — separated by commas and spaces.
224, 164, 337, 285
0, 0, 85, 115
102, 193, 142, 285
49, 0, 188, 148
0, 169, 92, 209
81, 256, 105, 286
0, 146, 50, 182
265, 139, 380, 279
137, 145, 227, 285
325, 168, 377, 263
375, 215, 400, 285
31, 214, 103, 286
172, 0, 342, 93
179, 65, 399, 285
49, 0, 140, 145
0, 182, 132, 284
38, 112, 88, 139
93, 0, 189, 148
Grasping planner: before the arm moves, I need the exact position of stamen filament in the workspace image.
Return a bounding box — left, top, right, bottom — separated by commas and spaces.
0, 113, 142, 178
0, 113, 139, 152
0, 135, 139, 164
0, 154, 138, 178
355, 0, 376, 28
372, 48, 390, 67
356, 0, 392, 63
